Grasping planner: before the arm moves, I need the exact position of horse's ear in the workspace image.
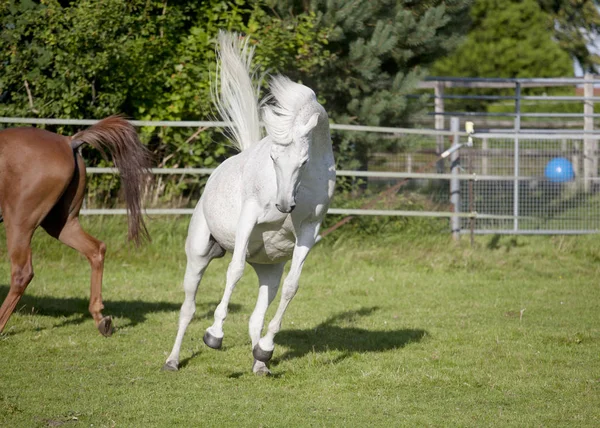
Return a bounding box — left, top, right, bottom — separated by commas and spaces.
300, 113, 320, 136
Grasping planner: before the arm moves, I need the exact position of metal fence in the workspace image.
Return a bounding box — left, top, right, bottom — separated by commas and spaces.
1, 116, 599, 235
458, 132, 600, 235
416, 75, 600, 235
418, 74, 600, 130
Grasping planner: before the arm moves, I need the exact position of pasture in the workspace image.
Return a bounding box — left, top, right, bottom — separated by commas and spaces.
1, 216, 599, 427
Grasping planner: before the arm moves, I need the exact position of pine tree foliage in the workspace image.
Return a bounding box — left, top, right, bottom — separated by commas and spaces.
268, 0, 472, 170
538, 0, 600, 73
432, 0, 576, 78
273, 0, 472, 127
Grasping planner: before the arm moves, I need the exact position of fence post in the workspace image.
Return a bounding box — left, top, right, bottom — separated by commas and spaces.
435, 81, 446, 173
481, 137, 488, 175
513, 82, 521, 232
406, 153, 413, 173
450, 117, 461, 240
584, 72, 596, 192
573, 140, 581, 182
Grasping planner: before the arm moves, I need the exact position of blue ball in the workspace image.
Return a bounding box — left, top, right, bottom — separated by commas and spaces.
545, 157, 574, 183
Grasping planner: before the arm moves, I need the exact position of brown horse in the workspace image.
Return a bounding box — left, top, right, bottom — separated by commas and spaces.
0, 116, 150, 336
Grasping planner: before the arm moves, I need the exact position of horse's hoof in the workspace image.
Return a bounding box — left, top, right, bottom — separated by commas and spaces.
162, 361, 179, 371
252, 344, 273, 363
97, 316, 114, 337
252, 360, 271, 376
254, 366, 271, 376
203, 331, 223, 349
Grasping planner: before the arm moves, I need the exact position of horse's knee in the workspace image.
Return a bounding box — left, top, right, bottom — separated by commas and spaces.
89, 300, 105, 316
11, 265, 34, 295
89, 241, 106, 268
281, 280, 299, 301
180, 298, 196, 319
226, 259, 245, 282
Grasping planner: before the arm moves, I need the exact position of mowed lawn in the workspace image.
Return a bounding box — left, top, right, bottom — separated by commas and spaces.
1, 216, 599, 427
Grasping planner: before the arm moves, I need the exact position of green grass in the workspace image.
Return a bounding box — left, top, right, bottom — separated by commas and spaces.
1, 216, 599, 427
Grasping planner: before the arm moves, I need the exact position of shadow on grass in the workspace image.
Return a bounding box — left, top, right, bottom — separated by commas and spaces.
0, 284, 241, 334
273, 307, 427, 366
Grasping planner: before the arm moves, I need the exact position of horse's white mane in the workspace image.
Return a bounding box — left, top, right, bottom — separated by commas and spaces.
213, 31, 262, 152
262, 76, 317, 146
213, 31, 318, 150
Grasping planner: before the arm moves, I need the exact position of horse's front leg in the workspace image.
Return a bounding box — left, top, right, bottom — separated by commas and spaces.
249, 262, 285, 375
253, 221, 320, 363
204, 204, 258, 349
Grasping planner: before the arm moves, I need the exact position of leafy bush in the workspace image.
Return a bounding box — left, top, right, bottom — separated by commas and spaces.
0, 0, 331, 206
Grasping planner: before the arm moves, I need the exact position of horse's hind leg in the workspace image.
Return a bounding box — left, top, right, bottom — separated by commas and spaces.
0, 165, 71, 333
43, 216, 112, 336
163, 206, 224, 371
249, 262, 284, 375
0, 225, 34, 333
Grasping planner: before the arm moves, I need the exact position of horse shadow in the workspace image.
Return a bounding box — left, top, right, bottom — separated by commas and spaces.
272, 307, 427, 366
0, 284, 241, 334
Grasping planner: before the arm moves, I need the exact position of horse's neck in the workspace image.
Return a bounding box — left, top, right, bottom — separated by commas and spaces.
309, 121, 334, 166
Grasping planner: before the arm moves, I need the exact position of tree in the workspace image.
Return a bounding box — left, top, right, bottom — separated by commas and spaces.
267, 0, 473, 172
0, 0, 328, 123
538, 0, 600, 74
431, 0, 574, 78
0, 0, 176, 119
0, 0, 331, 204
270, 0, 472, 127
136, 0, 331, 202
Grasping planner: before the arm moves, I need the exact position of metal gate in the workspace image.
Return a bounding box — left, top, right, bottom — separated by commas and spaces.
458, 132, 600, 234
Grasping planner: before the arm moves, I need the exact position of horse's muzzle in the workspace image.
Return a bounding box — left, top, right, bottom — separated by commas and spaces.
276, 203, 296, 213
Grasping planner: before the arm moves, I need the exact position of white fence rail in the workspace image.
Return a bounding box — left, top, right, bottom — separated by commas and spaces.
1, 116, 472, 220
2, 117, 600, 234
0, 117, 463, 136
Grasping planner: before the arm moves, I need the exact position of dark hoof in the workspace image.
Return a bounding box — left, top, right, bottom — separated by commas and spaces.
203, 331, 223, 349
98, 316, 114, 337
252, 344, 273, 363
162, 361, 179, 371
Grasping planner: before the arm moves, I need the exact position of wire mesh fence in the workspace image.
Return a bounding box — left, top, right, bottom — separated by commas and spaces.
459, 135, 600, 234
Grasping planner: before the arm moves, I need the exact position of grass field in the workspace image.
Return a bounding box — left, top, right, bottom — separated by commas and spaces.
1, 216, 599, 427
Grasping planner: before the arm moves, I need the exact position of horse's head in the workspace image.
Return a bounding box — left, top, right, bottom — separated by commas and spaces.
270, 112, 320, 213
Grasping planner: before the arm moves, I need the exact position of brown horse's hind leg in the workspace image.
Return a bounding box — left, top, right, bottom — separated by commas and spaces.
0, 226, 35, 333
43, 217, 112, 337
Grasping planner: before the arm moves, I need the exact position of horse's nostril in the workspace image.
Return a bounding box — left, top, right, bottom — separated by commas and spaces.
275, 203, 294, 213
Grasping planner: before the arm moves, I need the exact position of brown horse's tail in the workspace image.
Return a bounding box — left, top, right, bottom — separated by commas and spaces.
71, 115, 151, 245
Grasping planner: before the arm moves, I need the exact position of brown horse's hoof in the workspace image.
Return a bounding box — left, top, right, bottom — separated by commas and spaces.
97, 316, 114, 337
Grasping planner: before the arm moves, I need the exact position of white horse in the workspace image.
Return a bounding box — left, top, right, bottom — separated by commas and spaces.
163, 32, 335, 375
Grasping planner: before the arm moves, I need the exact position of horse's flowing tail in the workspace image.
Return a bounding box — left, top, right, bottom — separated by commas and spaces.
71, 116, 151, 245
212, 31, 262, 152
